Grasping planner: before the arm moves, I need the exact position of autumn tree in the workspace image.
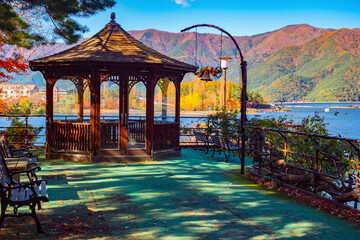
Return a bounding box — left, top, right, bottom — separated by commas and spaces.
0, 0, 116, 47
0, 0, 115, 82
0, 44, 27, 82
0, 99, 8, 113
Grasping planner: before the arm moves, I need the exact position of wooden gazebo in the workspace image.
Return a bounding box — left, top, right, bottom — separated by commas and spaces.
30, 13, 197, 162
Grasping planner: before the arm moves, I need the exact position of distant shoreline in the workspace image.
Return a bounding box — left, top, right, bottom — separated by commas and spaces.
280, 105, 360, 109
275, 101, 360, 104
79, 108, 289, 116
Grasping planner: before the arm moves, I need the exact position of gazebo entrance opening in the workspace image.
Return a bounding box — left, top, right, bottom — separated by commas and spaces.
128, 81, 146, 150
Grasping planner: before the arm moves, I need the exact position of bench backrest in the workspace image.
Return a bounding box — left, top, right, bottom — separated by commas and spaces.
0, 137, 12, 158
194, 130, 210, 143
0, 153, 13, 200
0, 153, 12, 185
211, 135, 222, 147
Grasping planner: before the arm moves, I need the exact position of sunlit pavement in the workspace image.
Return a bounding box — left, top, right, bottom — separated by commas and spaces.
1, 149, 359, 239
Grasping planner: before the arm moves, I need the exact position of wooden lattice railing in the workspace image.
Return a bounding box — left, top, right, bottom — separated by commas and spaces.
153, 123, 180, 150
49, 121, 90, 152
128, 119, 145, 143
100, 121, 118, 149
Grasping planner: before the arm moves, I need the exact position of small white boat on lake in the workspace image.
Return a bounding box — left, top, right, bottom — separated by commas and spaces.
324, 107, 330, 112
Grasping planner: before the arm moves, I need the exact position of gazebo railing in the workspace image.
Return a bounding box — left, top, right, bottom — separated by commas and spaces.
154, 122, 180, 150
50, 121, 91, 152
128, 119, 146, 143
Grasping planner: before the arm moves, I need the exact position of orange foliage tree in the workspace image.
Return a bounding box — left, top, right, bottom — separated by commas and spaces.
0, 99, 8, 114
0, 44, 28, 82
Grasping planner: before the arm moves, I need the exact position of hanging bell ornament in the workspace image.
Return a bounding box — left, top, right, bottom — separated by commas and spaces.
200, 70, 212, 82
195, 66, 222, 82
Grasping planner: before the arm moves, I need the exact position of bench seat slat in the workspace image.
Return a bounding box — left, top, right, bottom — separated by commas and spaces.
11, 188, 19, 201
26, 188, 32, 200
35, 184, 39, 196
41, 181, 46, 197
18, 188, 26, 201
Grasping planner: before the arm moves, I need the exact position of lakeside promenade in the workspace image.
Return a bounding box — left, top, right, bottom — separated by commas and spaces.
1, 149, 359, 239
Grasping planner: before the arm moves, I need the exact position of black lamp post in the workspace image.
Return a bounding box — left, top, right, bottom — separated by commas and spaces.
181, 24, 248, 174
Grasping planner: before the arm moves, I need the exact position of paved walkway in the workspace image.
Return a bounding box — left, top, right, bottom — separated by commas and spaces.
1, 149, 359, 239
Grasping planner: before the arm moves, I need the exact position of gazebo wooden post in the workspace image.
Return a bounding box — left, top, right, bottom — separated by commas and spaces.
119, 74, 129, 155
118, 76, 123, 153
95, 71, 101, 153
45, 78, 54, 158
77, 79, 84, 122
90, 70, 99, 156
146, 74, 155, 155
175, 80, 181, 123
123, 79, 129, 154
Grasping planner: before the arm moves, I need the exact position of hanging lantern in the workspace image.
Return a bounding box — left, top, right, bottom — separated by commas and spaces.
219, 56, 231, 69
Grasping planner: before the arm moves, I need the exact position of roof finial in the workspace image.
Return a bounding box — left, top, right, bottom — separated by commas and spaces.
111, 12, 115, 22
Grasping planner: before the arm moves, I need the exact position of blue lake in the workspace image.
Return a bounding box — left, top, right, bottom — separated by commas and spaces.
258, 106, 359, 139
0, 102, 359, 144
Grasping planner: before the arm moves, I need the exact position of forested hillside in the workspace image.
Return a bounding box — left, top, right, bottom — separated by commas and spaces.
249, 28, 360, 102
5, 24, 360, 102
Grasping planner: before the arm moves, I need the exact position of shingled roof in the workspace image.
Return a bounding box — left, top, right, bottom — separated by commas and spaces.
30, 14, 196, 71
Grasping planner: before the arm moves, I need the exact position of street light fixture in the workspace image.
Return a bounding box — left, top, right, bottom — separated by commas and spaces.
219, 56, 231, 106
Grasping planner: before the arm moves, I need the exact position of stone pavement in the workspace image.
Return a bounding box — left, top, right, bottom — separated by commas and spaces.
0, 149, 359, 239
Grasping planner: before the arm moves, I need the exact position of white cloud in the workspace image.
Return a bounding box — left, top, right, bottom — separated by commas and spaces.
173, 0, 193, 7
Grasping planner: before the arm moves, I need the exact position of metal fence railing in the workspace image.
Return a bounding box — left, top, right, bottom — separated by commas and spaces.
1, 114, 359, 210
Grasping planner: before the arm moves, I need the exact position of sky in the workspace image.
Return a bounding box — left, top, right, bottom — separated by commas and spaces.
76, 0, 360, 38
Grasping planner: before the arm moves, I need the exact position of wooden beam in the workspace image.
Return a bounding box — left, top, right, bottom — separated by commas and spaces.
146, 73, 155, 155
45, 79, 54, 158
95, 71, 101, 153
90, 69, 96, 156
119, 74, 128, 155
77, 80, 84, 122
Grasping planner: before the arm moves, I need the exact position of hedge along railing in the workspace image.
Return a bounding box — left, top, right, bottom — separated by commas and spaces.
247, 125, 360, 209
0, 114, 46, 146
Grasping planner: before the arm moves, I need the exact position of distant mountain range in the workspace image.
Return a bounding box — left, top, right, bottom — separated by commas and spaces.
5, 24, 360, 102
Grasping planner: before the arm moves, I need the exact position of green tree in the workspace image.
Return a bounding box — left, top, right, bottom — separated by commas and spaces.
32, 106, 46, 114
0, 0, 116, 48
19, 98, 32, 114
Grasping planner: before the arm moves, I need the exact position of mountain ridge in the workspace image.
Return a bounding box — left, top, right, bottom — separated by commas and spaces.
249, 28, 360, 101
5, 24, 359, 102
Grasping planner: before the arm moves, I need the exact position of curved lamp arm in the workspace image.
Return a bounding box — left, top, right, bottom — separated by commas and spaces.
181, 24, 244, 62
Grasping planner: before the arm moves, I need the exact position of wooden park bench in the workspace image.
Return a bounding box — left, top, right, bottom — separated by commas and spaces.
0, 137, 38, 167
193, 130, 214, 154
0, 153, 48, 233
210, 135, 242, 163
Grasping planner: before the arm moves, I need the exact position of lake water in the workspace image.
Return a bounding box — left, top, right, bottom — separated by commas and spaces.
272, 102, 360, 139
0, 102, 359, 144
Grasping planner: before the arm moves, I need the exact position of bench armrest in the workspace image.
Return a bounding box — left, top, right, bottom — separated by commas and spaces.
4, 156, 29, 162
4, 180, 45, 190
12, 146, 32, 151
9, 166, 41, 175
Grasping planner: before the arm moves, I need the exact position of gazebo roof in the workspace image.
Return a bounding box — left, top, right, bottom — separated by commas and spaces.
30, 14, 196, 72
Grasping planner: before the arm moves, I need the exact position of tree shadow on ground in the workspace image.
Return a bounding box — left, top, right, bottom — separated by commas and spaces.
1, 149, 359, 239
